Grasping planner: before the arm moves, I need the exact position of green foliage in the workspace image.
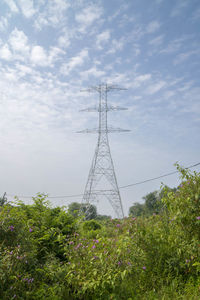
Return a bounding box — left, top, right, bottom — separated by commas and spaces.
82, 220, 102, 231
0, 166, 200, 299
129, 186, 176, 217
0, 193, 7, 207
68, 202, 82, 218
0, 194, 76, 299
68, 202, 97, 220
129, 202, 145, 217
96, 214, 111, 221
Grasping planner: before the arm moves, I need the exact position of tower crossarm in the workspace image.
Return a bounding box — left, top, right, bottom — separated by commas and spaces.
80, 105, 128, 112
77, 127, 130, 133
81, 84, 127, 93
108, 105, 128, 111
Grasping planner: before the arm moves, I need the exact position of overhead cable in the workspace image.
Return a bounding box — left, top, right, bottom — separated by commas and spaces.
6, 162, 200, 199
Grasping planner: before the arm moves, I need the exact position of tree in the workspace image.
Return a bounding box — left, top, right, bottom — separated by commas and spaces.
68, 202, 97, 220
68, 202, 81, 218
129, 186, 177, 217
0, 193, 7, 207
143, 191, 161, 215
96, 214, 111, 221
129, 202, 145, 217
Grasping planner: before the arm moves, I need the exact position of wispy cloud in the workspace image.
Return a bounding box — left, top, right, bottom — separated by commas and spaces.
173, 50, 199, 65
149, 34, 164, 46
34, 0, 70, 30
75, 4, 103, 33
155, 0, 164, 4
96, 30, 110, 49
136, 74, 152, 83
146, 20, 160, 33
108, 3, 130, 22
0, 27, 65, 67
3, 0, 19, 13
192, 8, 200, 21
146, 80, 166, 94
30, 45, 65, 67
17, 0, 36, 18
80, 66, 106, 81
0, 16, 8, 31
60, 49, 88, 74
30, 46, 49, 66
160, 36, 192, 54
9, 28, 30, 58
58, 31, 71, 49
0, 44, 12, 60
107, 37, 125, 54
129, 24, 145, 41
170, 0, 189, 17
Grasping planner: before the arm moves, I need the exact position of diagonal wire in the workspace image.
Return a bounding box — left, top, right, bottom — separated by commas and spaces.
6, 162, 200, 199
119, 162, 200, 189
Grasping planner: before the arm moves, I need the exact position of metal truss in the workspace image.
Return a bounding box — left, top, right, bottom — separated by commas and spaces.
79, 83, 129, 219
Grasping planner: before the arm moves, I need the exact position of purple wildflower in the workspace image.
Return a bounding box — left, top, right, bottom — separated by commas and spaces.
75, 243, 82, 250
92, 245, 96, 249
9, 225, 14, 231
29, 228, 33, 232
118, 261, 121, 266
69, 241, 74, 245
142, 266, 146, 270
196, 216, 200, 220
116, 224, 120, 227
28, 278, 34, 284
95, 239, 99, 243
186, 259, 190, 264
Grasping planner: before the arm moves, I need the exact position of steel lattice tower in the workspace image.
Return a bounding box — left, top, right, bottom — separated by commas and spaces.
78, 83, 129, 218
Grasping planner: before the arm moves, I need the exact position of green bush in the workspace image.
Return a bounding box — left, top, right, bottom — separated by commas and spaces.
82, 220, 102, 231
0, 166, 200, 299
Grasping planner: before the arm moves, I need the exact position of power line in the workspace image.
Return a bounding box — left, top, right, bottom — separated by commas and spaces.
6, 162, 200, 199
119, 162, 200, 189
6, 193, 83, 199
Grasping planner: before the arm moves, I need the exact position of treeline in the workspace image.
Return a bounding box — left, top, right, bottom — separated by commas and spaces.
129, 186, 177, 217
66, 186, 177, 220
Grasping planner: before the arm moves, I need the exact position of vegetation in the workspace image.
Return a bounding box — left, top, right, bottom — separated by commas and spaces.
129, 186, 177, 217
0, 165, 200, 299
68, 202, 111, 221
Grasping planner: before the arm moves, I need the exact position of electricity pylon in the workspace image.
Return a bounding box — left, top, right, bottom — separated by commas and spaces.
78, 83, 129, 218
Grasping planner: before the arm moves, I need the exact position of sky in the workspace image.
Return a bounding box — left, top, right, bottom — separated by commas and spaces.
0, 0, 200, 217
